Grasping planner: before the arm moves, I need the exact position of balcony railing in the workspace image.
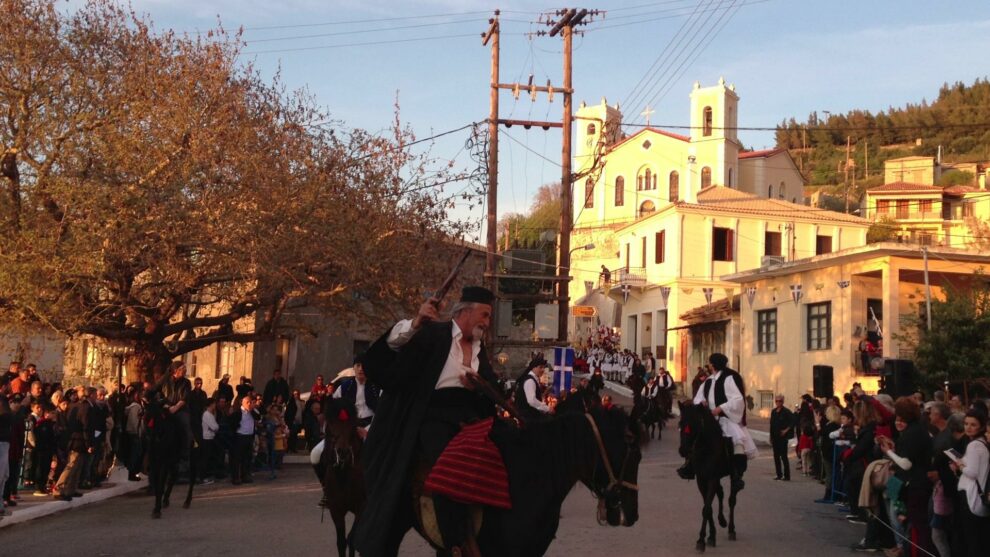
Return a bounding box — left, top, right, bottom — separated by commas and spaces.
871, 210, 941, 222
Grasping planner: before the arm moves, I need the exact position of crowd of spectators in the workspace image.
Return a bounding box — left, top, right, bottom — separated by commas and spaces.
0, 360, 339, 518
773, 383, 990, 557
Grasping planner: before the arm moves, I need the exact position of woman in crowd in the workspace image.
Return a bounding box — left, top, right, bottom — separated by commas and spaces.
876, 397, 934, 557
844, 399, 878, 524
951, 409, 989, 556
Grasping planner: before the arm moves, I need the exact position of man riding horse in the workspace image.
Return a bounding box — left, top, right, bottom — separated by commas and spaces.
353, 286, 500, 557
685, 353, 757, 492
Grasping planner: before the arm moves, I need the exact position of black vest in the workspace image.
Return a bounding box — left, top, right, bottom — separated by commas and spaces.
702, 370, 747, 425
515, 373, 545, 420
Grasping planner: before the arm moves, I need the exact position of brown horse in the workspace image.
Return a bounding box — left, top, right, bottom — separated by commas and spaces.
144, 393, 195, 519
314, 399, 365, 557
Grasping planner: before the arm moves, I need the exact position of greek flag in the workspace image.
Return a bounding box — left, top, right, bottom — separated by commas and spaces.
552, 346, 574, 396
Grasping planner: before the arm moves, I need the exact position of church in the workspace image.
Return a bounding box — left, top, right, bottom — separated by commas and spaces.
568, 78, 870, 383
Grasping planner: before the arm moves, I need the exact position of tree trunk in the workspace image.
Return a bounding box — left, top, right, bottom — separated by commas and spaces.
126, 343, 173, 385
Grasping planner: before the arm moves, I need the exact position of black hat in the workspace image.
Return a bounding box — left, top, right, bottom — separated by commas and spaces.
526, 355, 547, 372
708, 352, 728, 370
460, 286, 495, 306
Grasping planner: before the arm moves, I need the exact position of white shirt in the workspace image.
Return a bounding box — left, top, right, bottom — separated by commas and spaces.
958, 439, 990, 517
693, 369, 759, 460
658, 372, 674, 390
201, 409, 219, 441
237, 409, 255, 435
387, 319, 481, 390
523, 372, 551, 414
333, 380, 375, 419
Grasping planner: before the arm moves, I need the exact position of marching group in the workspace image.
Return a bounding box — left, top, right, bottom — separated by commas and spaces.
769, 385, 990, 557
0, 359, 371, 518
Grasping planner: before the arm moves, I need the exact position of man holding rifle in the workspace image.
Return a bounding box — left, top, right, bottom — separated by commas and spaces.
353, 285, 500, 557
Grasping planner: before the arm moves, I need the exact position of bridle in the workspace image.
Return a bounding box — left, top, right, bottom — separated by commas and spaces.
584, 413, 638, 525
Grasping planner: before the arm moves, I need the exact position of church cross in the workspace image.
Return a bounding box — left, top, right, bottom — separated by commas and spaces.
640, 105, 655, 126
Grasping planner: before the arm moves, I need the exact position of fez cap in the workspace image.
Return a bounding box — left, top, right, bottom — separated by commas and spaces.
708, 352, 728, 370
460, 286, 495, 306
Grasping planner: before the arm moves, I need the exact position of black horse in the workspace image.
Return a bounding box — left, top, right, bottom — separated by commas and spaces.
145, 393, 195, 518
408, 393, 642, 556
313, 398, 365, 557
677, 401, 739, 552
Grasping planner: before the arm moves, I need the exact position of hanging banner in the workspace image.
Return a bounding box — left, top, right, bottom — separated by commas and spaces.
681, 287, 694, 295
790, 284, 803, 305
660, 286, 672, 309
621, 284, 631, 304
552, 347, 574, 396
837, 280, 851, 289
746, 287, 757, 306
703, 287, 714, 306
723, 287, 734, 300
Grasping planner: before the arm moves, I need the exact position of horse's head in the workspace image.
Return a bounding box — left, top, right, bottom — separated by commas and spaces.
677, 401, 716, 459
323, 397, 360, 453
587, 405, 641, 527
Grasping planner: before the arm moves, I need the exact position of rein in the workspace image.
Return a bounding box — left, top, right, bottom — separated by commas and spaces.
584, 413, 639, 493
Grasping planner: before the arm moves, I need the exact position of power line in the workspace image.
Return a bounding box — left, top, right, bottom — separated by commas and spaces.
620, 122, 990, 132
244, 17, 492, 44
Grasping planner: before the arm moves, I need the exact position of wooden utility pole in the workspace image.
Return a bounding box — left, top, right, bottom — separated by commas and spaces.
549, 8, 592, 343
922, 246, 933, 331
844, 135, 852, 213
864, 139, 869, 179
483, 12, 500, 292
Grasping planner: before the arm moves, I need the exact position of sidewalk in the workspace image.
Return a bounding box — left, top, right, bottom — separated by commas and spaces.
0, 466, 147, 529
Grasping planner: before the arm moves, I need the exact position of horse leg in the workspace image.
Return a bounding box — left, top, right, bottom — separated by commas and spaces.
152, 466, 163, 519
331, 508, 347, 557
695, 480, 710, 552
184, 444, 196, 509
716, 483, 727, 528
706, 482, 717, 548
727, 482, 738, 541
163, 462, 176, 508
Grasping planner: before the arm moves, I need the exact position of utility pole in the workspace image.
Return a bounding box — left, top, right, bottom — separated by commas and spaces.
548, 8, 592, 343
922, 246, 933, 331
483, 12, 500, 293
844, 135, 851, 213
864, 139, 869, 179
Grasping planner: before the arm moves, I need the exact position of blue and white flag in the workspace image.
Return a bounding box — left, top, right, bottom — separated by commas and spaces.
621, 284, 631, 304
552, 346, 574, 396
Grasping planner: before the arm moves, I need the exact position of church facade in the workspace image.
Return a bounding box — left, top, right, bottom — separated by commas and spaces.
568, 79, 870, 383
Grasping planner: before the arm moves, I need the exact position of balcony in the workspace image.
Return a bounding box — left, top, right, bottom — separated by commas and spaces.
871, 210, 941, 222
615, 266, 647, 287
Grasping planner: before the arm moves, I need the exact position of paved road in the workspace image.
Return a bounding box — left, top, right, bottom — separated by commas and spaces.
3, 425, 863, 556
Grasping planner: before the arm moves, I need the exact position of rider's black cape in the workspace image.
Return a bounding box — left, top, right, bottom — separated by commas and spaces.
352, 320, 498, 557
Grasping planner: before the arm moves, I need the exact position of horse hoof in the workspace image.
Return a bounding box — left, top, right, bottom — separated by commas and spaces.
728, 532, 737, 541
163, 500, 170, 508
718, 516, 727, 528
182, 501, 190, 509
707, 537, 716, 547
152, 510, 161, 519
695, 542, 705, 553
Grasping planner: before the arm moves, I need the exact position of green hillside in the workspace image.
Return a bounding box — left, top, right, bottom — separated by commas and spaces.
775, 78, 990, 191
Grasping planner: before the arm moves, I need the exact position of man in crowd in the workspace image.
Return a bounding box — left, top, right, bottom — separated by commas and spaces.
3, 361, 19, 386
516, 355, 552, 422
263, 369, 290, 411
213, 374, 234, 403
354, 286, 499, 556
769, 394, 794, 481
159, 362, 193, 463
55, 387, 90, 501
230, 395, 256, 484
333, 356, 380, 431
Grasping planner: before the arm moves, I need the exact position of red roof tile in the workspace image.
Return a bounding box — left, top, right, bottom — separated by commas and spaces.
867, 182, 941, 193
944, 185, 978, 196
738, 148, 786, 159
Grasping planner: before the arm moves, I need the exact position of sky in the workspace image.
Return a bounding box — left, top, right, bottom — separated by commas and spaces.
75, 0, 990, 242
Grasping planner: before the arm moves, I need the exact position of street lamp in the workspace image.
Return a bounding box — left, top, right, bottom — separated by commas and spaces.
568, 243, 595, 257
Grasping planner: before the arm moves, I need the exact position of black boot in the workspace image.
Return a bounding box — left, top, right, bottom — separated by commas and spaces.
677, 459, 696, 480
731, 454, 747, 492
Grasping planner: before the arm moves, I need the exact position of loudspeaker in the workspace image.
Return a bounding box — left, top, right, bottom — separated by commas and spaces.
882, 359, 916, 398
812, 365, 834, 399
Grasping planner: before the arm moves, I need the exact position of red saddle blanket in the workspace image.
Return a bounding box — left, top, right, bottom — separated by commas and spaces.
424, 417, 511, 510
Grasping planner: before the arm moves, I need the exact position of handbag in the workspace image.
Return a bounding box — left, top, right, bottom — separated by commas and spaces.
870, 459, 894, 490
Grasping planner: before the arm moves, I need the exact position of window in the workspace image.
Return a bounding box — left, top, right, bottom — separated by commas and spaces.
641, 236, 647, 267
645, 169, 652, 190
625, 243, 630, 269
637, 174, 643, 191
807, 302, 832, 351
639, 200, 655, 217
218, 343, 236, 379
584, 178, 594, 209
727, 168, 733, 188
186, 351, 198, 378
815, 235, 833, 255
669, 171, 679, 202
942, 202, 952, 220
779, 181, 786, 199
703, 106, 713, 136
896, 199, 909, 219
701, 167, 712, 189
615, 176, 625, 206
963, 202, 975, 218
877, 199, 890, 214
765, 231, 782, 256
919, 199, 932, 214
655, 230, 666, 264
712, 227, 734, 261
586, 123, 596, 136
757, 309, 777, 353
768, 185, 773, 199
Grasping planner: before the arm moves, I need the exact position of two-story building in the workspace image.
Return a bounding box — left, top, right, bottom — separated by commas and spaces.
568, 79, 870, 382
865, 156, 990, 247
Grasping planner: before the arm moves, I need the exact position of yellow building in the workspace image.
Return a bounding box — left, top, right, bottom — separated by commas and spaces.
568, 79, 870, 382
865, 156, 990, 248
724, 243, 990, 413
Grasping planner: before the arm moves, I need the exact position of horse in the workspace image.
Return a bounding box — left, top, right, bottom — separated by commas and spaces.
638, 392, 670, 440
312, 398, 366, 557
144, 393, 195, 519
405, 392, 642, 556
677, 401, 739, 552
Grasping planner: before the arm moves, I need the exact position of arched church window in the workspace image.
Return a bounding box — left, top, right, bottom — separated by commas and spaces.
779, 181, 786, 199
587, 123, 596, 136
645, 169, 652, 191
768, 185, 773, 198
703, 106, 713, 137
669, 171, 679, 202
584, 178, 594, 209
639, 200, 656, 217
727, 168, 733, 188
615, 176, 625, 206
701, 167, 712, 189
637, 174, 643, 191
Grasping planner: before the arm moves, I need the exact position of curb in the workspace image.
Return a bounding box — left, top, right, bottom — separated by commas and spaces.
0, 466, 147, 529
